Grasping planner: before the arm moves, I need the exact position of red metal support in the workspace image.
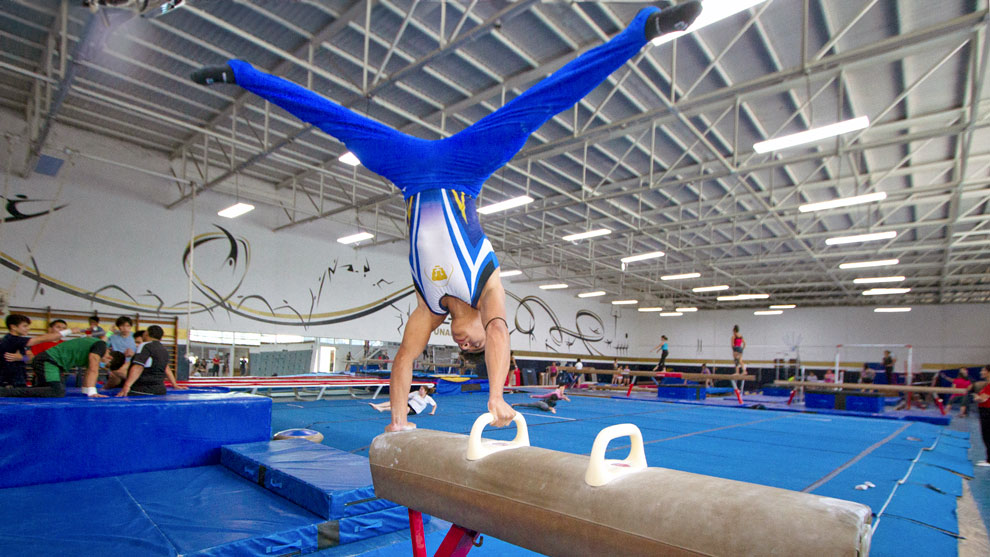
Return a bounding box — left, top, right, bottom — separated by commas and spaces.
434, 524, 480, 557
934, 398, 947, 416
408, 510, 427, 557
787, 389, 797, 406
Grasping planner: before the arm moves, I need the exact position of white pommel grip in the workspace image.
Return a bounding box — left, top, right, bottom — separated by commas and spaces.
465, 412, 529, 461
585, 423, 647, 487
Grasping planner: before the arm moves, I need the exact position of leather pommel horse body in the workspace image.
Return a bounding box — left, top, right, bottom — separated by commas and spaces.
369, 414, 872, 557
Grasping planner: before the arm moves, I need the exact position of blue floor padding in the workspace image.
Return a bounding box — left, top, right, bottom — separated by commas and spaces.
918, 450, 975, 477
0, 476, 176, 557
883, 483, 960, 535
907, 463, 963, 497
870, 516, 958, 557
118, 466, 324, 556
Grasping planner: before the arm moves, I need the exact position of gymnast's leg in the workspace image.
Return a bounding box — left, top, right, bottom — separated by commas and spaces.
440, 2, 701, 178
512, 401, 552, 412
191, 61, 427, 189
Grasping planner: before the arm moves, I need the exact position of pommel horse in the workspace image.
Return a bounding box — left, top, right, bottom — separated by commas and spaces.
370, 413, 872, 556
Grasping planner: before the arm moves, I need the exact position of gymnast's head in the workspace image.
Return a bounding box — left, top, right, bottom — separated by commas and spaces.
450, 311, 486, 353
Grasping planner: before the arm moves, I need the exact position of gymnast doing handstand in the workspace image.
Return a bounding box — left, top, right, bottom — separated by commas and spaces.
191, 2, 703, 432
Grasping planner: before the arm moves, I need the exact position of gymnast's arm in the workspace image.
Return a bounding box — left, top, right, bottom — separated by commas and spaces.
476, 273, 516, 427
388, 296, 445, 431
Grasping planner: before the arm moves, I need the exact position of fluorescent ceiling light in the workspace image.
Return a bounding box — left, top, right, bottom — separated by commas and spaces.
853, 276, 905, 284
659, 312, 683, 317
839, 259, 898, 270
651, 0, 769, 46
611, 300, 638, 305
620, 251, 665, 264
826, 230, 897, 245
337, 232, 374, 244
874, 307, 911, 313
754, 116, 870, 154
539, 283, 568, 290
578, 291, 606, 298
499, 269, 522, 277
477, 195, 534, 215
217, 202, 255, 219
799, 191, 887, 213
717, 294, 770, 301
754, 310, 783, 316
661, 272, 701, 281
638, 307, 664, 312
862, 288, 911, 296
338, 151, 361, 166
769, 304, 796, 309
692, 285, 730, 293
562, 229, 611, 242
675, 307, 698, 312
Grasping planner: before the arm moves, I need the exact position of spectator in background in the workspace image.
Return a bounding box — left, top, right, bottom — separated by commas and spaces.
547, 361, 559, 385
622, 363, 633, 386
882, 350, 896, 385
113, 325, 184, 396
2, 315, 75, 387
860, 363, 875, 384
2, 335, 125, 398
731, 325, 746, 375
973, 365, 990, 467
652, 335, 669, 372
700, 362, 713, 388
939, 369, 973, 417
211, 354, 221, 376
30, 319, 69, 356
824, 369, 836, 383
806, 371, 820, 382
85, 315, 105, 339
108, 316, 137, 362
611, 358, 623, 385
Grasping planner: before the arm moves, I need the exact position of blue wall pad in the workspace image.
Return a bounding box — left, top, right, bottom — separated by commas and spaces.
222, 439, 396, 519
870, 516, 959, 557
0, 392, 271, 489
882, 482, 960, 535
0, 476, 176, 557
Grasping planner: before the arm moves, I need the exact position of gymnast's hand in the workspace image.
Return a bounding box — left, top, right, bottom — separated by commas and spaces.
488, 398, 516, 427
385, 421, 417, 433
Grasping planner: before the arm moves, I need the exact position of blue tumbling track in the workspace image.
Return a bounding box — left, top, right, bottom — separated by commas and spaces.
274, 391, 973, 556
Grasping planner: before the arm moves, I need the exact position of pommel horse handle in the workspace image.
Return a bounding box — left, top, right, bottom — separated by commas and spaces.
585, 423, 647, 487
465, 412, 529, 461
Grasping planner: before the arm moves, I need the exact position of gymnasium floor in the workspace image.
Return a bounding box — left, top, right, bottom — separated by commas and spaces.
271, 390, 987, 557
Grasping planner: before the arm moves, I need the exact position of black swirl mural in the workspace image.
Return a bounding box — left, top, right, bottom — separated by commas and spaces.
509, 292, 607, 355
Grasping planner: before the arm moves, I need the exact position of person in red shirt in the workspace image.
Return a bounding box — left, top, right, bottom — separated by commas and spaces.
939, 369, 973, 417
975, 365, 990, 467
30, 319, 69, 356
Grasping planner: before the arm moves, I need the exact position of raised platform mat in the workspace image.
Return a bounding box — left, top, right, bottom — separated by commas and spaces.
0, 391, 271, 489
222, 439, 397, 519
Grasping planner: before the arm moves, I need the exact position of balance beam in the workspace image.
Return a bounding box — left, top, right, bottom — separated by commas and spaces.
370, 414, 872, 557
179, 378, 434, 400
772, 380, 968, 415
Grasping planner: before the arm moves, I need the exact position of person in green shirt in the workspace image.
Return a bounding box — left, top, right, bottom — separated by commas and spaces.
0, 336, 125, 398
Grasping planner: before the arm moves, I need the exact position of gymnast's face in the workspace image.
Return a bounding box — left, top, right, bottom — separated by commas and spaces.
451, 313, 485, 353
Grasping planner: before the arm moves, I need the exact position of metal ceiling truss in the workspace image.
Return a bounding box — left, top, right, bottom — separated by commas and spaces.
1, 0, 987, 308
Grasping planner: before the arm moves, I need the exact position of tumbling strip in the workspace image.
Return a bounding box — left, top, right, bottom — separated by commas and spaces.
370, 419, 872, 557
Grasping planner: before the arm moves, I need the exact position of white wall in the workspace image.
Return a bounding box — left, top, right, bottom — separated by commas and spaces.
2, 110, 987, 371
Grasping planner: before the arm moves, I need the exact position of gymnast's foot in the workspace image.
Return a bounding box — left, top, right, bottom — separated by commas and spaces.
645, 1, 703, 42
191, 64, 236, 85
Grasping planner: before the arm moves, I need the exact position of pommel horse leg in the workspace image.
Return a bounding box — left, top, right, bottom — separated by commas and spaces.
408, 509, 481, 557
